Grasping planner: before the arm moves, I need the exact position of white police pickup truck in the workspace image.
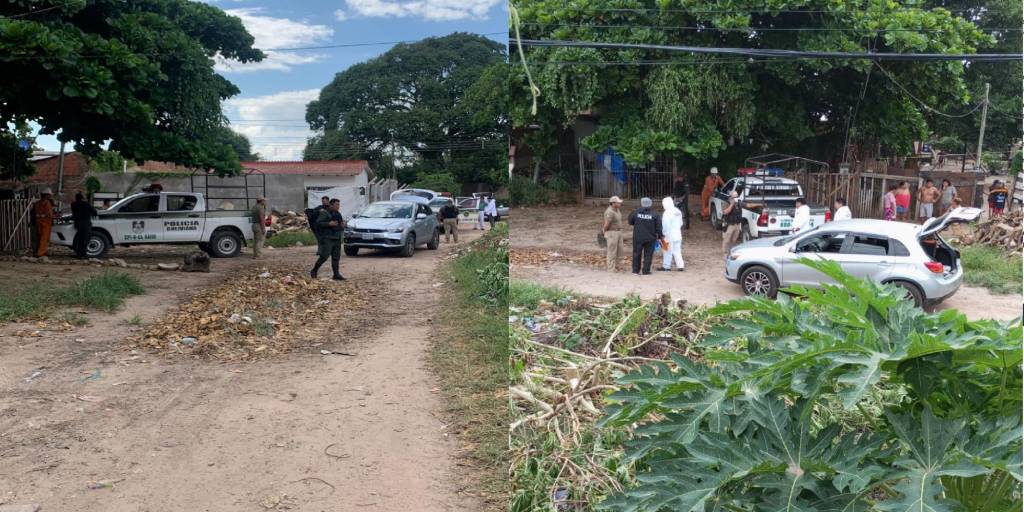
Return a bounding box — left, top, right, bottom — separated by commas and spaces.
709, 176, 830, 242
51, 192, 255, 258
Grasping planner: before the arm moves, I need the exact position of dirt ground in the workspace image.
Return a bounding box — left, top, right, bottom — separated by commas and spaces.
510, 202, 1021, 321
0, 228, 483, 511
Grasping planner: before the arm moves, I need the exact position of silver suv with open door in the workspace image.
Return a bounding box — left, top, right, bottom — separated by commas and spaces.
723, 208, 982, 307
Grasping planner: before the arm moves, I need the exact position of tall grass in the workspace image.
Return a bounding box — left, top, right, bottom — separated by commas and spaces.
960, 245, 1022, 295
0, 271, 145, 322
265, 230, 318, 248
428, 223, 509, 510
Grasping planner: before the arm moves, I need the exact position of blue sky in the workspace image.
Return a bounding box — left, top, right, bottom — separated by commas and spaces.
36, 0, 507, 161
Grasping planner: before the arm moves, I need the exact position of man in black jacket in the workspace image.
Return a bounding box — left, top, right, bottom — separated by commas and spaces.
439, 201, 459, 243
70, 192, 98, 259
628, 197, 664, 275
307, 195, 330, 256
311, 198, 346, 281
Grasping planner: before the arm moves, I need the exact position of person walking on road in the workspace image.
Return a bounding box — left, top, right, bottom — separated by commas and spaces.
250, 197, 267, 259
792, 197, 811, 233
700, 167, 725, 221
833, 197, 852, 221
602, 196, 624, 272
917, 179, 939, 221
70, 192, 98, 259
307, 195, 330, 256
938, 179, 958, 215
311, 198, 346, 281
628, 197, 663, 275
673, 174, 691, 229
721, 191, 744, 252
659, 196, 684, 272
484, 197, 499, 229
33, 188, 55, 257
440, 201, 459, 242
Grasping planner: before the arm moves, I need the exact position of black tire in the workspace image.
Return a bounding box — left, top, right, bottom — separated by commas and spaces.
739, 265, 779, 299
399, 233, 416, 257
85, 232, 111, 259
710, 205, 722, 230
426, 229, 440, 250
344, 245, 359, 257
891, 280, 924, 308
209, 230, 242, 258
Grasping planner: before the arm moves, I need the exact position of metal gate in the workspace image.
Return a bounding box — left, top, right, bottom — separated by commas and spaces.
583, 168, 673, 200
1, 199, 34, 253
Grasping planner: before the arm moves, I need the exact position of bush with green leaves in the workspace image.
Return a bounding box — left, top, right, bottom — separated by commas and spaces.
599, 259, 1021, 512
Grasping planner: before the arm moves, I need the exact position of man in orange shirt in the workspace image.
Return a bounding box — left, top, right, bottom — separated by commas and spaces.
701, 167, 725, 221
34, 188, 55, 257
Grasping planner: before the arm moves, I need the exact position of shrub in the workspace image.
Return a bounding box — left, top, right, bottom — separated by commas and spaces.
600, 259, 1022, 511
411, 172, 461, 196
510, 174, 550, 206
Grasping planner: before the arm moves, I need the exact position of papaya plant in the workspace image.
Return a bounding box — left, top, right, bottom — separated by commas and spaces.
599, 259, 1022, 511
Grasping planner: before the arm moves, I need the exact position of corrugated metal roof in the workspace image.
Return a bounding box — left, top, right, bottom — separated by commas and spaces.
240, 160, 370, 176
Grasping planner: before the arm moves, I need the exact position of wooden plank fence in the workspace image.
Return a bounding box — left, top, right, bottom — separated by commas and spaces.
789, 171, 985, 219
1, 199, 34, 253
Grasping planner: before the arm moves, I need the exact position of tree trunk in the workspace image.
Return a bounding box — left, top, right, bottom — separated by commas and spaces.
532, 159, 541, 184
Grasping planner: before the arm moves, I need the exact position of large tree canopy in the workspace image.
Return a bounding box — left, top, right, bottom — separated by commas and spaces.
304, 33, 507, 187
511, 0, 1003, 170
0, 0, 263, 174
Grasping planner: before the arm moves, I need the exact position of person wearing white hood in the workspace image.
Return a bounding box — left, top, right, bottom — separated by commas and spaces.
658, 197, 685, 271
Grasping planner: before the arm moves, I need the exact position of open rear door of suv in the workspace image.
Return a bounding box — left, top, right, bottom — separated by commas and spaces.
918, 207, 982, 272
919, 207, 982, 238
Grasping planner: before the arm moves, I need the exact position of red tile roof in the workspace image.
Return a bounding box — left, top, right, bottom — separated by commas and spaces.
240, 160, 370, 176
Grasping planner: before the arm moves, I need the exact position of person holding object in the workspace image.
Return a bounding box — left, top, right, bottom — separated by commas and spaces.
833, 197, 852, 221
700, 167, 725, 221
33, 188, 55, 257
659, 197, 685, 272
988, 181, 1009, 217
792, 197, 811, 233
628, 197, 663, 275
250, 197, 267, 259
484, 197, 499, 229
721, 191, 744, 252
311, 198, 346, 281
306, 195, 330, 256
440, 201, 459, 243
917, 179, 939, 220
70, 191, 98, 259
602, 196, 624, 272
938, 179, 957, 215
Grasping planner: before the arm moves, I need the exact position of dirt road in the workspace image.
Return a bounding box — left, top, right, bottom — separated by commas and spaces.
510, 204, 1021, 321
0, 232, 481, 510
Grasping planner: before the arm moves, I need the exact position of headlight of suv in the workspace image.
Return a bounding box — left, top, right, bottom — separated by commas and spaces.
387, 227, 404, 233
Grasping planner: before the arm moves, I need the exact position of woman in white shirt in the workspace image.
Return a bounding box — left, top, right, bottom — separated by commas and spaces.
792, 197, 811, 233
833, 197, 852, 221
658, 197, 685, 271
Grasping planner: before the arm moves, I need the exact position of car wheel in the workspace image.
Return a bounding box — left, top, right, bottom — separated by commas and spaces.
400, 233, 415, 257
344, 245, 359, 257
740, 265, 778, 298
427, 229, 440, 250
210, 230, 242, 258
710, 206, 722, 230
86, 233, 110, 259
890, 280, 924, 308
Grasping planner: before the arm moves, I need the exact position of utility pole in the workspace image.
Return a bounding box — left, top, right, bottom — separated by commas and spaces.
975, 82, 990, 172
56, 140, 66, 212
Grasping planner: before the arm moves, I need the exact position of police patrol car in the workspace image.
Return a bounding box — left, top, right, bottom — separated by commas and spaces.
51, 192, 255, 258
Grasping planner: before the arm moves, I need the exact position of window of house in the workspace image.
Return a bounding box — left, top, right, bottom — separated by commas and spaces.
120, 195, 159, 213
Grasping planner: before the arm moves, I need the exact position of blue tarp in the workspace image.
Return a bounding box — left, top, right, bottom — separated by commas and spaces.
599, 148, 626, 182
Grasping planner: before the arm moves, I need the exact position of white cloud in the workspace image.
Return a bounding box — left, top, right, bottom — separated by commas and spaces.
333, 9, 349, 21
343, 0, 500, 21
224, 89, 321, 161
216, 8, 333, 73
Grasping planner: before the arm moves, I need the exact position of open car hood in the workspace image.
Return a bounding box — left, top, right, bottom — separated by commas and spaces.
919, 207, 982, 238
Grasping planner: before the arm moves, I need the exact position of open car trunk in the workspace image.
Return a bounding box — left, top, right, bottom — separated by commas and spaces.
917, 207, 982, 272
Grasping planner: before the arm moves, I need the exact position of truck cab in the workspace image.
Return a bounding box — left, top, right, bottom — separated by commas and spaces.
710, 176, 829, 241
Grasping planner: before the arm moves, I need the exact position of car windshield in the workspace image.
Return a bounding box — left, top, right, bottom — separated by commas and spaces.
773, 225, 821, 246
429, 199, 450, 208
360, 203, 413, 219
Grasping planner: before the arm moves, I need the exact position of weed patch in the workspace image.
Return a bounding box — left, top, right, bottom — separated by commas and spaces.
960, 245, 1022, 294
0, 271, 144, 322
265, 231, 317, 248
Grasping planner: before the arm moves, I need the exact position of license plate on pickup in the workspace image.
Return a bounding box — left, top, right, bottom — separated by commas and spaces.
361, 233, 373, 240
780, 220, 792, 229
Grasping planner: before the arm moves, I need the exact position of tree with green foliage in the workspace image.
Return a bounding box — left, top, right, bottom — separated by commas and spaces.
214, 127, 260, 162
304, 33, 506, 187
510, 0, 997, 172
0, 0, 263, 174
87, 150, 125, 173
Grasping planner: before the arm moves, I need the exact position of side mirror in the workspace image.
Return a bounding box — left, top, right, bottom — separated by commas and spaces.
416, 213, 427, 219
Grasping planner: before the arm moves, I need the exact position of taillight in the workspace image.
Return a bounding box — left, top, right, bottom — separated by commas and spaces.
757, 211, 768, 227
924, 261, 944, 273
825, 211, 832, 222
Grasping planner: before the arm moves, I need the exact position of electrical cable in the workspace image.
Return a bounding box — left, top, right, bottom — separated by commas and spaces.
517, 21, 1023, 34
872, 62, 987, 118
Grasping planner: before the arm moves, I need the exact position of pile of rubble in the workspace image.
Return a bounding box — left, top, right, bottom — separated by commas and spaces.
510, 247, 629, 268
129, 266, 373, 361
951, 210, 1022, 252
0, 254, 180, 271
271, 209, 310, 233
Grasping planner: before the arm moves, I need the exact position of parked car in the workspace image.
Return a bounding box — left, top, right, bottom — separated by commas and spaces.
722, 208, 982, 307
390, 188, 438, 202
343, 198, 440, 257
709, 176, 829, 241
50, 192, 254, 258
454, 196, 510, 222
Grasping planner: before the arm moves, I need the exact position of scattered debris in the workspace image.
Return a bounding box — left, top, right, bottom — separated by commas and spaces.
270, 209, 310, 233
74, 394, 106, 403
950, 210, 1022, 252
182, 251, 211, 273
80, 369, 102, 382
320, 349, 356, 356
180, 337, 197, 346
86, 478, 124, 489
511, 247, 628, 269
0, 504, 42, 512
24, 371, 42, 382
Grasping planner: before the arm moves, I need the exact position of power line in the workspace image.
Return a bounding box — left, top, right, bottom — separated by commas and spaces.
265, 32, 507, 52
566, 7, 994, 15
872, 62, 986, 118
518, 39, 1024, 61
518, 21, 1023, 34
